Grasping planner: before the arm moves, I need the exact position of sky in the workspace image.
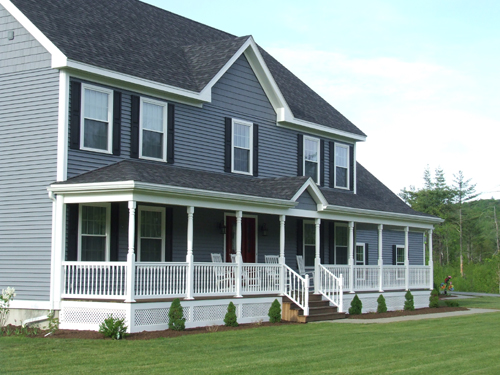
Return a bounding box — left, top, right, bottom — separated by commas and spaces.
144, 0, 500, 200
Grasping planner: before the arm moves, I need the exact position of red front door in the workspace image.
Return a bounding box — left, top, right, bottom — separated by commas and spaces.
225, 216, 256, 263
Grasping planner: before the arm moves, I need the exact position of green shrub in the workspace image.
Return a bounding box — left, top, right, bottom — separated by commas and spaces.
377, 294, 387, 313
404, 291, 414, 311
47, 310, 59, 335
268, 299, 281, 323
224, 301, 238, 327
429, 289, 439, 308
168, 298, 186, 331
445, 300, 460, 307
349, 295, 362, 315
98, 315, 128, 340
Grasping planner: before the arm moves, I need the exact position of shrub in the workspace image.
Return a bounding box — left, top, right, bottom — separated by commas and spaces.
0, 287, 16, 328
429, 289, 439, 308
349, 295, 362, 315
268, 299, 281, 323
168, 298, 186, 331
445, 300, 460, 307
377, 294, 387, 313
404, 291, 414, 311
98, 315, 128, 340
224, 301, 238, 327
46, 310, 59, 335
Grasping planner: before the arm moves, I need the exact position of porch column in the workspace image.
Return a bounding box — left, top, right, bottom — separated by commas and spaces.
53, 194, 66, 310
235, 211, 243, 298
125, 201, 137, 303
279, 215, 286, 296
314, 218, 321, 294
185, 207, 195, 300
378, 224, 384, 292
348, 221, 355, 293
428, 229, 434, 290
404, 226, 409, 291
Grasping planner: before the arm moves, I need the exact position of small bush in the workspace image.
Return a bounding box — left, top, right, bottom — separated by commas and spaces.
224, 301, 238, 327
168, 298, 186, 331
98, 315, 128, 340
47, 310, 59, 335
377, 294, 387, 313
349, 295, 362, 315
404, 291, 414, 311
268, 299, 281, 323
429, 289, 439, 308
445, 300, 460, 307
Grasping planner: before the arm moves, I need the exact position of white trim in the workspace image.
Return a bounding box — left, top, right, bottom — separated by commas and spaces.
9, 300, 52, 310
231, 118, 253, 175
78, 203, 111, 262
290, 178, 328, 210
139, 97, 168, 162
303, 136, 320, 185
223, 213, 259, 263
276, 118, 366, 143
80, 83, 114, 154
353, 143, 357, 194
355, 243, 366, 265
137, 205, 166, 262
334, 143, 350, 190
56, 71, 69, 181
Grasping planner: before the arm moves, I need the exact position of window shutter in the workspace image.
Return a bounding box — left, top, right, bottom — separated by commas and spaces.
66, 204, 79, 261
392, 245, 396, 265
130, 95, 140, 158
329, 142, 335, 188
349, 145, 354, 191
224, 117, 232, 173
165, 207, 173, 261
329, 222, 335, 264
110, 202, 120, 261
69, 81, 81, 150
320, 222, 325, 262
320, 140, 325, 186
296, 219, 303, 256
112, 91, 122, 156
166, 103, 175, 163
365, 243, 369, 266
253, 123, 259, 177
297, 134, 303, 176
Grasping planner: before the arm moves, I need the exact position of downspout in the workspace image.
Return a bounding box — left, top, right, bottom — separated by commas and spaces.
22, 314, 49, 327
48, 191, 57, 312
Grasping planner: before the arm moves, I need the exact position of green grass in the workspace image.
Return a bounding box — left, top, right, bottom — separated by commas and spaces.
454, 296, 500, 309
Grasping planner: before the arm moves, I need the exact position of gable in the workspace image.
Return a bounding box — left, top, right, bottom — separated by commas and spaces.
296, 190, 318, 211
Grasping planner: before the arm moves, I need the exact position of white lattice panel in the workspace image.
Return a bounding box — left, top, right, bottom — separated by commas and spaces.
135, 306, 191, 326
241, 303, 271, 318
192, 304, 229, 322
61, 307, 127, 325
344, 291, 430, 313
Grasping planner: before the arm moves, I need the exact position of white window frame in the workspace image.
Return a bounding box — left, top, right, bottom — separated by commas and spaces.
139, 97, 168, 162
303, 136, 320, 184
334, 222, 348, 264
80, 83, 113, 154
78, 203, 111, 262
334, 142, 350, 190
231, 118, 253, 175
137, 206, 166, 262
396, 245, 405, 266
303, 220, 316, 268
355, 243, 365, 266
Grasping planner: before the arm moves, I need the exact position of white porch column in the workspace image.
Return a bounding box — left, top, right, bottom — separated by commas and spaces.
428, 229, 434, 290
314, 218, 321, 294
185, 207, 195, 300
125, 201, 137, 303
348, 221, 355, 293
378, 224, 384, 292
279, 215, 286, 296
404, 226, 410, 291
235, 211, 243, 298
53, 194, 66, 310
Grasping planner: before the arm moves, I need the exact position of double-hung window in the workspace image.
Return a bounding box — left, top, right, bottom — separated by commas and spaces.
396, 245, 405, 265
355, 243, 366, 265
138, 206, 165, 262
140, 98, 168, 161
81, 84, 113, 153
79, 204, 110, 261
334, 223, 348, 264
335, 143, 349, 189
303, 221, 316, 267
304, 136, 320, 184
232, 119, 253, 174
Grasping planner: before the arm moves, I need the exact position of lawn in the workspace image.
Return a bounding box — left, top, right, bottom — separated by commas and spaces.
1, 298, 499, 375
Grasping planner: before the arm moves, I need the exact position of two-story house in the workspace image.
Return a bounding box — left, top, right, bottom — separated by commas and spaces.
0, 0, 441, 332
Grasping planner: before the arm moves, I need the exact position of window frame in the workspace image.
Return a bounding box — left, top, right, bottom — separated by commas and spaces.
80, 83, 114, 154
231, 118, 253, 175
139, 97, 168, 162
78, 203, 111, 262
396, 245, 405, 266
333, 222, 348, 264
355, 243, 366, 265
303, 220, 317, 267
334, 142, 350, 190
303, 136, 321, 184
137, 205, 166, 262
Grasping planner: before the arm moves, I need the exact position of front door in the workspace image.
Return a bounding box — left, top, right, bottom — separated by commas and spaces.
226, 216, 256, 263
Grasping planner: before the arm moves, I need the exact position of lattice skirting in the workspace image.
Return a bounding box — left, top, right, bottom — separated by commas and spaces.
342, 290, 431, 313
60, 297, 279, 333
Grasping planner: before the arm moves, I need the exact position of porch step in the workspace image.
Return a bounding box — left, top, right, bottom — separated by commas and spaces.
282, 293, 346, 323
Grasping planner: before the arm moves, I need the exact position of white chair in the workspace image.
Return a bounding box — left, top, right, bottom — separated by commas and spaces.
296, 255, 314, 289
230, 254, 237, 263
265, 255, 279, 264
264, 255, 280, 289
211, 253, 223, 263
211, 253, 231, 291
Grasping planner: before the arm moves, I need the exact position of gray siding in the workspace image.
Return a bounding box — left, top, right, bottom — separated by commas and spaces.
409, 232, 424, 265
355, 224, 378, 265
296, 191, 317, 210
0, 5, 59, 301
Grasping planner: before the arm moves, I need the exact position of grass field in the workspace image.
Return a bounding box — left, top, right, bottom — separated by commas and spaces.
1, 297, 499, 374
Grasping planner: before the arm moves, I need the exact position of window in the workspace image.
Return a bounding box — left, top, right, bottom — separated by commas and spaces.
81, 84, 113, 153
232, 119, 253, 174
138, 206, 165, 262
79, 204, 110, 261
140, 98, 168, 161
396, 245, 405, 265
355, 243, 365, 265
304, 136, 320, 183
334, 143, 349, 189
303, 221, 316, 267
334, 223, 348, 264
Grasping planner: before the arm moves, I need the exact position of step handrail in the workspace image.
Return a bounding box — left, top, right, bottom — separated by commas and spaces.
283, 264, 309, 316
318, 264, 343, 313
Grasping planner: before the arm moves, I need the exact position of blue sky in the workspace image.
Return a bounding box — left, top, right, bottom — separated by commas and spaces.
144, 0, 500, 199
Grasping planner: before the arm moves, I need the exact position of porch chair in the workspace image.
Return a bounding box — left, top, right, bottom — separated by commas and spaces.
264, 255, 279, 264
264, 255, 280, 289
211, 253, 223, 263
296, 255, 314, 290
230, 254, 237, 263
211, 253, 232, 291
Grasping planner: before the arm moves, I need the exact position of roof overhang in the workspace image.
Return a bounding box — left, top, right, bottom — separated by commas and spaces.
290, 178, 329, 211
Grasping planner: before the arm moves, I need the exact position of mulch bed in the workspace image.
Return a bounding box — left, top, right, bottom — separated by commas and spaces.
348, 306, 468, 319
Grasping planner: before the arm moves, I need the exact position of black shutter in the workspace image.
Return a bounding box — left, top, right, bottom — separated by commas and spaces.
365, 243, 369, 266
329, 142, 335, 188
297, 134, 303, 176
66, 204, 79, 261
130, 95, 140, 158
167, 103, 175, 163
329, 222, 335, 264
165, 207, 173, 261
110, 202, 120, 261
224, 117, 232, 173
296, 219, 303, 256
253, 124, 259, 177
392, 245, 396, 265
320, 140, 325, 186
349, 145, 355, 191
112, 91, 122, 156
320, 222, 325, 262
69, 81, 81, 150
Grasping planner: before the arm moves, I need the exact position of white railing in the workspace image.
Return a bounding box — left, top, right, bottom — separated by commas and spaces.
135, 262, 187, 298
323, 265, 350, 290
317, 265, 343, 312
353, 265, 380, 291
283, 265, 309, 316
409, 266, 430, 289
62, 261, 127, 299
242, 263, 281, 294
383, 266, 407, 290
193, 263, 237, 296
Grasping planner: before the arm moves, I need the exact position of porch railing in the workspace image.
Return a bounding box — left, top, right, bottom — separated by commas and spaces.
283, 264, 309, 316
135, 262, 187, 298
353, 265, 380, 291
242, 263, 281, 294
193, 263, 237, 296
323, 265, 350, 289
383, 266, 407, 290
317, 265, 343, 312
409, 266, 431, 289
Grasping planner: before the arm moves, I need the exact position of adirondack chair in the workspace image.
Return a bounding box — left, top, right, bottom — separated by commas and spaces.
210, 253, 232, 291
230, 254, 237, 263
264, 255, 280, 289
296, 255, 314, 289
